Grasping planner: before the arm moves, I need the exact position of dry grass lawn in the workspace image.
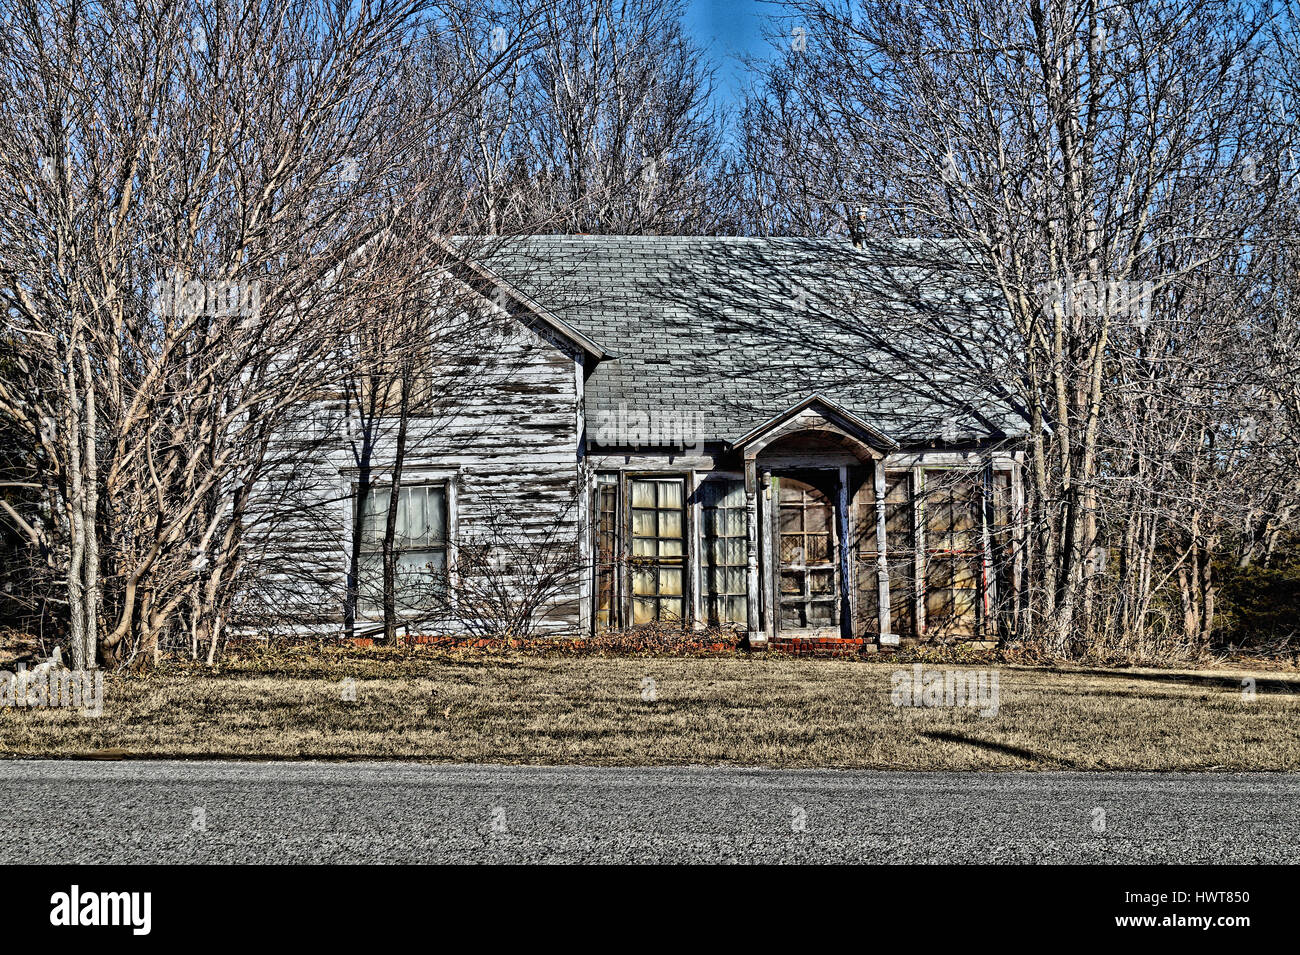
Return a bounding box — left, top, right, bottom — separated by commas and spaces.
3, 649, 1299, 769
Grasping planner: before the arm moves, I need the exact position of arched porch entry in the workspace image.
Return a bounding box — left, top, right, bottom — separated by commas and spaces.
731, 395, 899, 646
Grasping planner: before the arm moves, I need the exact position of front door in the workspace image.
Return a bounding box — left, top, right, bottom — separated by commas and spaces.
774, 473, 839, 633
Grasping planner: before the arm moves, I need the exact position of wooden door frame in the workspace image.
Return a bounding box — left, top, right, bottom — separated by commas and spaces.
764, 467, 849, 639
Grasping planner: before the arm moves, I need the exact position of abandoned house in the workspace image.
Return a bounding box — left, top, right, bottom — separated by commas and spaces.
250, 236, 1025, 649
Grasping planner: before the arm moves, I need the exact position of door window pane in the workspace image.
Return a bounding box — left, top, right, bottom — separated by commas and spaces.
776, 475, 839, 631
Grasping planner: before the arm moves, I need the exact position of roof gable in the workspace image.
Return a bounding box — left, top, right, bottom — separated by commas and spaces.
438, 238, 610, 361
731, 394, 899, 458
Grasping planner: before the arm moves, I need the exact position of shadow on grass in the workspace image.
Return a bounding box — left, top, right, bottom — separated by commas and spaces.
919, 730, 1073, 768
1050, 669, 1300, 696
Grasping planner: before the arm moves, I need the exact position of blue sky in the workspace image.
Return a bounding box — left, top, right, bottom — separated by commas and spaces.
683, 0, 774, 109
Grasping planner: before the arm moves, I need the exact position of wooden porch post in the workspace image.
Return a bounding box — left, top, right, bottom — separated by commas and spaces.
981, 459, 995, 641
875, 458, 894, 643
839, 465, 854, 637
760, 468, 775, 641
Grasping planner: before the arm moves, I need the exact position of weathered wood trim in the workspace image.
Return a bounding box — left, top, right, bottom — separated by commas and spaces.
913, 465, 926, 636
690, 468, 703, 629
614, 470, 625, 630
430, 240, 610, 361
447, 472, 461, 616
685, 469, 697, 628
730, 393, 898, 452
980, 458, 994, 639
619, 469, 631, 629
576, 356, 591, 634
1012, 450, 1026, 632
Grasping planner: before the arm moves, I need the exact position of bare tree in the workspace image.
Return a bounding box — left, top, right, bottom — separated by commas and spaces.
0, 0, 531, 666
739, 0, 1299, 655
443, 0, 733, 234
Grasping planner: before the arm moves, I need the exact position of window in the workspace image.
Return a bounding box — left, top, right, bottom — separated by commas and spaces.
922, 469, 982, 638
699, 479, 748, 626
357, 483, 448, 617
594, 473, 619, 630
629, 477, 685, 624
884, 471, 917, 635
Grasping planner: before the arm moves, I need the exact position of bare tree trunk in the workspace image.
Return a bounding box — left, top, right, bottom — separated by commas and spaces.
381, 362, 413, 643
344, 423, 375, 642
80, 343, 99, 667
64, 324, 89, 670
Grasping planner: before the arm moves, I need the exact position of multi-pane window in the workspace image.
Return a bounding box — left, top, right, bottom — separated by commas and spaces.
699, 480, 748, 626
884, 472, 917, 635
629, 478, 686, 624
922, 470, 982, 638
357, 483, 448, 617
594, 473, 619, 630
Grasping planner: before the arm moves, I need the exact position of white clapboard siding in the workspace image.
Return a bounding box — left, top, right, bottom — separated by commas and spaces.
236, 313, 585, 638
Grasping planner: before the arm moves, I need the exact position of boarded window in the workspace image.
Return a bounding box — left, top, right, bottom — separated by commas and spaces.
856, 470, 916, 636
699, 479, 748, 626
989, 470, 1015, 634
357, 483, 448, 618
922, 469, 982, 638
594, 473, 619, 630
356, 319, 434, 414
629, 477, 686, 624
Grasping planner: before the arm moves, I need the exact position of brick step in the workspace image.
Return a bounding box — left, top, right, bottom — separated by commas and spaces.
768, 636, 873, 657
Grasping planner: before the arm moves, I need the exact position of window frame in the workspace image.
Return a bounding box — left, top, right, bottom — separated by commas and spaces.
343, 470, 458, 623
855, 468, 917, 637
988, 468, 1017, 636
591, 471, 699, 631
772, 472, 841, 632
592, 472, 621, 630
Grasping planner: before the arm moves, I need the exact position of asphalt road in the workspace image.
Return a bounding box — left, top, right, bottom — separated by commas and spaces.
0, 761, 1296, 863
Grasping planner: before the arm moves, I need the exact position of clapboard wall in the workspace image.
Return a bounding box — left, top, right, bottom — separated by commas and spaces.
235, 311, 587, 638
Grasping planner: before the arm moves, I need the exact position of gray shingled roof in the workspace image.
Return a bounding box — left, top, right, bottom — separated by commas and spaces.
483, 235, 1028, 447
